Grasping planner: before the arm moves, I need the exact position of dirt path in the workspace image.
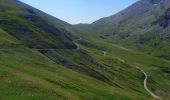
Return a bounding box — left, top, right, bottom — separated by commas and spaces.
98, 43, 162, 99
141, 70, 162, 99
135, 66, 162, 99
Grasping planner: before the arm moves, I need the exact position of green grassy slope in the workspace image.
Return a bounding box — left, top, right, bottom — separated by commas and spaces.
0, 47, 140, 100
0, 0, 170, 99
0, 32, 169, 99
0, 1, 136, 99
1, 0, 128, 88
0, 0, 76, 49
0, 0, 122, 89
0, 28, 21, 49
76, 36, 170, 99
0, 28, 19, 44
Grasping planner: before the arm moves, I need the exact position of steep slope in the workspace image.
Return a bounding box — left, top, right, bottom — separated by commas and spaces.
0, 47, 138, 100
74, 0, 170, 60
0, 28, 20, 46
75, 0, 155, 34
15, 0, 75, 34
0, 0, 121, 93
73, 1, 170, 98
75, 35, 170, 99
75, 0, 154, 34
1, 0, 170, 99
0, 0, 76, 49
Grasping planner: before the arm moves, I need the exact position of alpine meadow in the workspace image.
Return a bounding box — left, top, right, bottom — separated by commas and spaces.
0, 0, 170, 100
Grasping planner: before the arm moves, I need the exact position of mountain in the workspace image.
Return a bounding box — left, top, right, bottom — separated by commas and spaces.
73, 0, 170, 99
0, 0, 137, 99
0, 0, 124, 87
74, 0, 170, 60
0, 0, 170, 100
0, 0, 77, 49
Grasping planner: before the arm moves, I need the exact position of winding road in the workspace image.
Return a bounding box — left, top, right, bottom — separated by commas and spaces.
141, 69, 162, 99
97, 46, 162, 99
135, 66, 162, 99
101, 48, 162, 99
106, 44, 162, 99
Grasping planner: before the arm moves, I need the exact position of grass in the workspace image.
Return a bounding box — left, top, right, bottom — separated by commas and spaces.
77, 36, 170, 99
0, 0, 76, 49
0, 33, 169, 99
0, 0, 169, 99
0, 28, 19, 44
0, 47, 141, 100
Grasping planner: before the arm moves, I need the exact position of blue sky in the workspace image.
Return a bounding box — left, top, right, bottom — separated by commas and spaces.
19, 0, 138, 24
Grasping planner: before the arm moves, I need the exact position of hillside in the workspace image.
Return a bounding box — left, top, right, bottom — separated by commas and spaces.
0, 0, 170, 100
0, 28, 20, 45
0, 0, 124, 87
0, 0, 77, 49
74, 0, 170, 60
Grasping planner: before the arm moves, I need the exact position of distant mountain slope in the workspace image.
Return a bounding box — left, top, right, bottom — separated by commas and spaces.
74, 0, 170, 60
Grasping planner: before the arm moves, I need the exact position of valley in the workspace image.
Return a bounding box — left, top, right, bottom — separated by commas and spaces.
0, 0, 170, 100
